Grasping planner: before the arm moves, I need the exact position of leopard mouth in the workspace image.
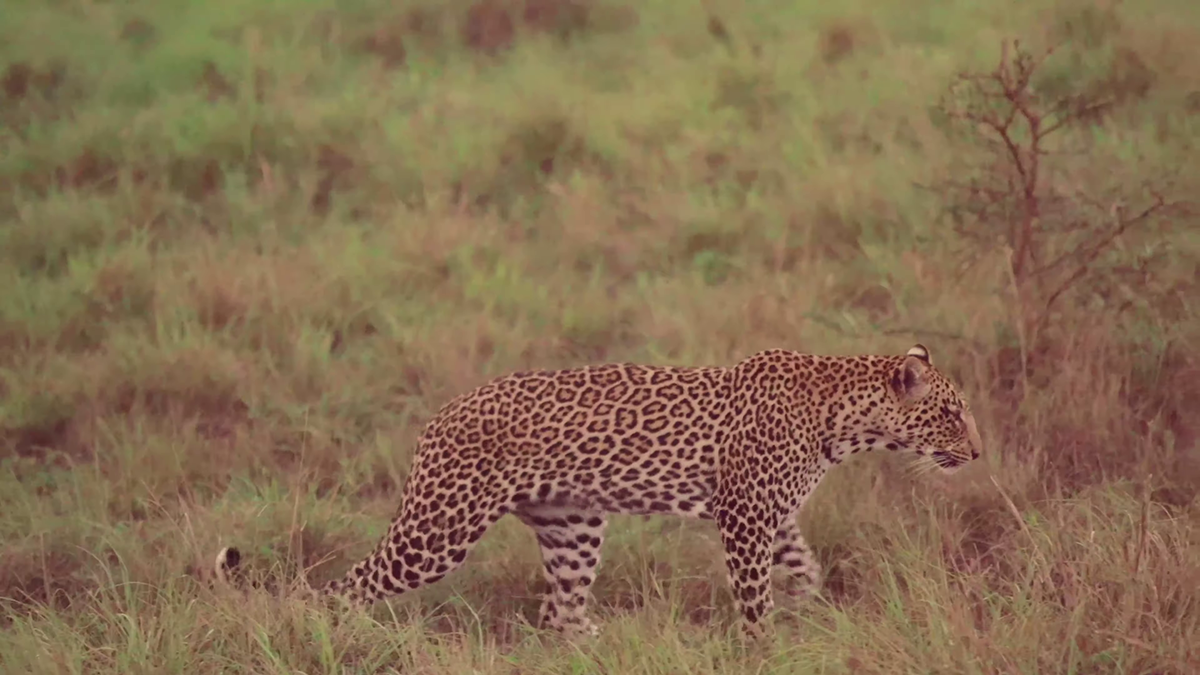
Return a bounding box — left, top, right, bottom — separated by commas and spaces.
930, 451, 965, 471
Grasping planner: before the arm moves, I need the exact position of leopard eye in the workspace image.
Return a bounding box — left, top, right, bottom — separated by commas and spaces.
941, 405, 966, 428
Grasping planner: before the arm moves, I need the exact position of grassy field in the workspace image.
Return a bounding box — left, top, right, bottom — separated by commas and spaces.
2, 0, 1199, 672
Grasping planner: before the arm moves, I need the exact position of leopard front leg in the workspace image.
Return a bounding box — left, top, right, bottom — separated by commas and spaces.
772, 515, 822, 601
713, 503, 779, 640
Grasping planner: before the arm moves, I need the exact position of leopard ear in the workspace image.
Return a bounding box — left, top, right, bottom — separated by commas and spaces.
891, 348, 932, 404
906, 343, 931, 365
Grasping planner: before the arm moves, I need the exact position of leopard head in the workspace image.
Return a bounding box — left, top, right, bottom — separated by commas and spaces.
880, 344, 983, 474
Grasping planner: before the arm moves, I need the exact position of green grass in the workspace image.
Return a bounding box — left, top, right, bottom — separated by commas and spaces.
2, 0, 1199, 672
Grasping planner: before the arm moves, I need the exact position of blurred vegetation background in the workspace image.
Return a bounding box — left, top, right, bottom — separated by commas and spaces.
1, 0, 1198, 672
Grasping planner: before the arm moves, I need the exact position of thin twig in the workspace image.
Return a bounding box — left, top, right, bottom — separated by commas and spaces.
990, 475, 1050, 580
1131, 475, 1151, 578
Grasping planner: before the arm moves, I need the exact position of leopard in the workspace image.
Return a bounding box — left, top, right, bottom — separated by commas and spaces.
213, 343, 982, 639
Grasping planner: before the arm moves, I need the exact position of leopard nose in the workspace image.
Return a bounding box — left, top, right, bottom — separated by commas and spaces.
965, 414, 983, 460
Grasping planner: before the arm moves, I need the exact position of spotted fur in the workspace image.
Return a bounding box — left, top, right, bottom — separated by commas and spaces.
214, 344, 982, 638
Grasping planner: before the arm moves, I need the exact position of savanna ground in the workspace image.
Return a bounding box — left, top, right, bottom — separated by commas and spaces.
2, 0, 1199, 672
